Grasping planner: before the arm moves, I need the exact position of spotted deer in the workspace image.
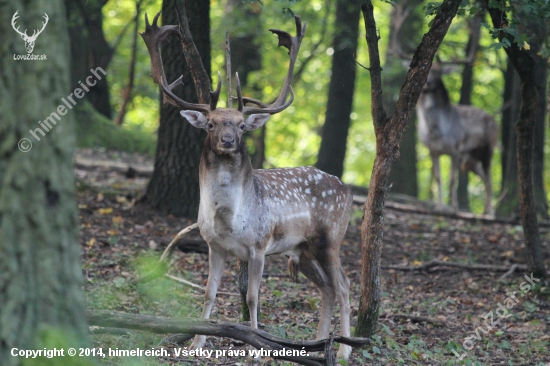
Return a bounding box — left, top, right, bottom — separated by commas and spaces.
141, 13, 352, 359
416, 62, 498, 215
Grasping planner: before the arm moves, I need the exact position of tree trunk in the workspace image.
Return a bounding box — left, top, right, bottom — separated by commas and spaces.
114, 0, 143, 126
225, 1, 265, 170
0, 1, 89, 363
457, 14, 482, 211
531, 56, 548, 219
315, 0, 360, 178
385, 0, 424, 198
496, 59, 521, 217
487, 1, 548, 281
141, 0, 210, 219
355, 0, 460, 337
493, 5, 548, 220
67, 0, 113, 118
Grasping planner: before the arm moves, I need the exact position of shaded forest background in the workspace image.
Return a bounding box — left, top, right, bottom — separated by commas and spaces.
70, 0, 547, 216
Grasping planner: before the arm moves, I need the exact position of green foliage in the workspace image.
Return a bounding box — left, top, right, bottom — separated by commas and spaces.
96, 0, 550, 213
22, 327, 93, 366
75, 102, 156, 156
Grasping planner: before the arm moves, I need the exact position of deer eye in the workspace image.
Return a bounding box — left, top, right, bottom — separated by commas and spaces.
239, 124, 245, 130
208, 123, 214, 129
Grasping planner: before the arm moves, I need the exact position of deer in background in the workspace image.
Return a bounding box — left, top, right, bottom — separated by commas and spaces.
416, 62, 498, 215
141, 13, 353, 359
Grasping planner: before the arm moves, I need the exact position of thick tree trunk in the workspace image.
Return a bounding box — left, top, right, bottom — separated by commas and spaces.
385, 0, 424, 198
315, 0, 360, 178
0, 1, 89, 363
355, 0, 460, 337
141, 0, 210, 218
66, 0, 113, 118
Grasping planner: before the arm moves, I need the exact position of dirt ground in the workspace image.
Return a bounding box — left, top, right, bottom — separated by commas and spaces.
77, 149, 550, 366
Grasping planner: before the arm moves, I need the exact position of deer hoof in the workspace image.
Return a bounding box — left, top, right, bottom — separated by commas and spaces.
190, 335, 206, 350
337, 344, 351, 360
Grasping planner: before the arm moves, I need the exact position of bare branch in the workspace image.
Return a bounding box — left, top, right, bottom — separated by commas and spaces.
86, 310, 371, 366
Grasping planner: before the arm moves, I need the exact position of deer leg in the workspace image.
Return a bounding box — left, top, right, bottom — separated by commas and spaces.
450, 155, 460, 210
298, 254, 336, 341
335, 266, 351, 360
246, 248, 265, 329
191, 247, 228, 349
472, 162, 494, 215
431, 153, 443, 209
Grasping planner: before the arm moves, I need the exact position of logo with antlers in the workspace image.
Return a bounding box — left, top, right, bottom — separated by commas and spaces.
11, 11, 48, 54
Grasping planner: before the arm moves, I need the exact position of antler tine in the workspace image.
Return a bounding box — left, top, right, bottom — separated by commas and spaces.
242, 15, 305, 115
210, 71, 222, 111
152, 11, 161, 27
235, 96, 269, 108
140, 12, 211, 114
11, 11, 26, 37
235, 73, 244, 112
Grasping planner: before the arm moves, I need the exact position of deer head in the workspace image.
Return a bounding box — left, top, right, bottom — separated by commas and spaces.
140, 12, 304, 155
11, 11, 48, 54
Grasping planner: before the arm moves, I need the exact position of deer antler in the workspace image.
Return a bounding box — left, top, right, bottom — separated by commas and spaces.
29, 13, 48, 40
11, 11, 28, 39
140, 12, 216, 114
238, 15, 305, 115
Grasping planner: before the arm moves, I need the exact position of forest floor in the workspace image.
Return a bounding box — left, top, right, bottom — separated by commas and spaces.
77, 148, 550, 366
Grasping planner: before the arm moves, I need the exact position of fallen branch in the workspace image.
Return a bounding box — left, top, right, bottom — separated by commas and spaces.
383, 260, 527, 273
498, 264, 519, 281
86, 310, 370, 366
165, 273, 239, 297
75, 157, 153, 178
139, 223, 201, 284
383, 313, 445, 326
352, 195, 542, 226
160, 223, 199, 263
89, 326, 131, 336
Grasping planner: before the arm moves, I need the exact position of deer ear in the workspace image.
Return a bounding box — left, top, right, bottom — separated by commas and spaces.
244, 113, 270, 131
180, 110, 208, 129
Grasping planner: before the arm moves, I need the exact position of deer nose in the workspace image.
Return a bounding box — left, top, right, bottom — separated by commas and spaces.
221, 133, 235, 147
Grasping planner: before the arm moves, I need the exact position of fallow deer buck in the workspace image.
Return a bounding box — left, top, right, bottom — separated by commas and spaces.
416, 62, 498, 215
141, 13, 353, 359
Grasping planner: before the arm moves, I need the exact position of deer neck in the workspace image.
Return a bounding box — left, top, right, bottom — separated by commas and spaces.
198, 137, 255, 235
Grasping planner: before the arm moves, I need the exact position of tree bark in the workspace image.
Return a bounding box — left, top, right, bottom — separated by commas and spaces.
496, 59, 521, 217
355, 0, 460, 337
492, 4, 548, 220
114, 0, 143, 126
225, 1, 265, 169
487, 1, 548, 281
385, 0, 424, 198
66, 0, 114, 118
457, 14, 482, 211
141, 0, 210, 219
0, 1, 89, 363
315, 0, 360, 178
